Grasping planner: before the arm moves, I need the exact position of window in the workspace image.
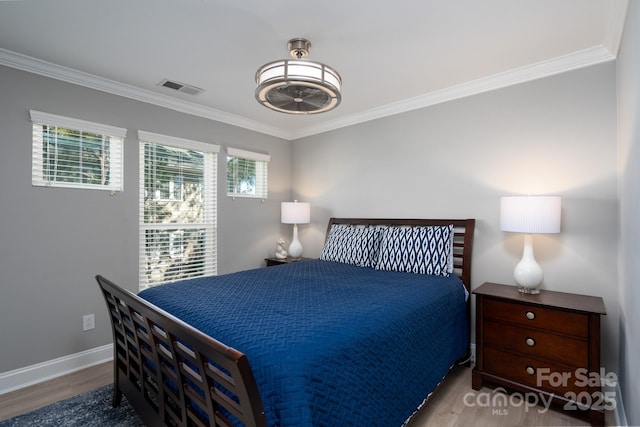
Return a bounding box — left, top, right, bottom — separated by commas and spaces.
226, 147, 270, 199
30, 110, 125, 192
139, 131, 219, 290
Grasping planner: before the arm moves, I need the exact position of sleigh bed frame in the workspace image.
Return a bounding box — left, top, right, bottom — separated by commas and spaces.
97, 218, 475, 427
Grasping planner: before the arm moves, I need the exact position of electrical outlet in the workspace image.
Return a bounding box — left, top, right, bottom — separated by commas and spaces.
82, 314, 95, 331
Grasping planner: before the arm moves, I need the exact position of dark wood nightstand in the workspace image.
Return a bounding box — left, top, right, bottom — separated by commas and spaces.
472, 282, 606, 425
264, 257, 312, 267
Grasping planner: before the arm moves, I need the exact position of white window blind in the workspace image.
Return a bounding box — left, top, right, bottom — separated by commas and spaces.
138, 130, 219, 290
30, 110, 125, 192
226, 147, 270, 199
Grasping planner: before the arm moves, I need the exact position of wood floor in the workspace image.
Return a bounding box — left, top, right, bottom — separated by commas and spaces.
0, 362, 112, 421
0, 362, 614, 426
407, 366, 614, 427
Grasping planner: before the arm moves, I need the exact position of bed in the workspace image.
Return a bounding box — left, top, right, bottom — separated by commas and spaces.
97, 217, 475, 427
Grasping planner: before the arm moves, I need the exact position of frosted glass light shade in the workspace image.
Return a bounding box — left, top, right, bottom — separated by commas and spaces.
255, 59, 342, 114
500, 196, 561, 294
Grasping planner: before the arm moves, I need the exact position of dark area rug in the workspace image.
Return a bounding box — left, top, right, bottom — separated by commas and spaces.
0, 385, 143, 426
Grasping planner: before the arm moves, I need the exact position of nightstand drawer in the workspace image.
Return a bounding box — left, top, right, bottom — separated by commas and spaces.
483, 347, 589, 396
484, 298, 588, 338
473, 283, 606, 425
484, 320, 588, 366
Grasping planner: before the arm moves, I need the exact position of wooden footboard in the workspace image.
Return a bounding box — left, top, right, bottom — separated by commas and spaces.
96, 275, 267, 427
96, 218, 475, 426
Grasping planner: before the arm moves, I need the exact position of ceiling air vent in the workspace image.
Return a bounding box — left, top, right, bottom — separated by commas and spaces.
158, 79, 204, 96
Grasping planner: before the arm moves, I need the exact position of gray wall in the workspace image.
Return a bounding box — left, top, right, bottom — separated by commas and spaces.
0, 51, 631, 419
617, 1, 640, 424
0, 65, 291, 373
292, 63, 619, 372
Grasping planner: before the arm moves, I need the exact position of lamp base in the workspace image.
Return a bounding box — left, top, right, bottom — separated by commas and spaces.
288, 224, 303, 259
517, 286, 541, 294
513, 234, 543, 295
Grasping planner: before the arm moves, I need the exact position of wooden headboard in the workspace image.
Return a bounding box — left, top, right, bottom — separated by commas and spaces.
325, 218, 476, 290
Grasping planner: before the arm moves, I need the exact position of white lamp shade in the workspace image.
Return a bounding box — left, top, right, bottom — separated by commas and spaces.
281, 201, 310, 224
500, 196, 561, 234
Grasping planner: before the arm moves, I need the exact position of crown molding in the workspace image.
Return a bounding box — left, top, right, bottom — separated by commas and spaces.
0, 48, 292, 140
603, 0, 629, 56
294, 0, 628, 139
291, 45, 616, 140
0, 41, 619, 142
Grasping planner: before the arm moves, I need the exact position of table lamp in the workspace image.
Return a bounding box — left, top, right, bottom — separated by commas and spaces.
500, 196, 561, 294
281, 200, 310, 259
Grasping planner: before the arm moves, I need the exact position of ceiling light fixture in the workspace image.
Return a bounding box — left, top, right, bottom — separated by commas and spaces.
255, 38, 342, 114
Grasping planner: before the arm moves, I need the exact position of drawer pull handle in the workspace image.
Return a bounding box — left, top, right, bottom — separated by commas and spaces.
525, 311, 536, 320
526, 366, 535, 376
526, 337, 536, 347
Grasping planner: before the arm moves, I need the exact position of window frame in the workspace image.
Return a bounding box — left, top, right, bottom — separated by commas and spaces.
30, 110, 126, 192
138, 130, 219, 290
226, 147, 270, 199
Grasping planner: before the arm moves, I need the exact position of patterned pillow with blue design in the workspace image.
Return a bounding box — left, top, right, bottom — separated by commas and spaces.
375, 225, 454, 276
320, 224, 385, 268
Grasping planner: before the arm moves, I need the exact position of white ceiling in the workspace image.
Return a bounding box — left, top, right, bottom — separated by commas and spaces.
0, 0, 628, 140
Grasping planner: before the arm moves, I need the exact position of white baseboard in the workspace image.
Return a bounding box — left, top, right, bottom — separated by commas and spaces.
0, 344, 114, 395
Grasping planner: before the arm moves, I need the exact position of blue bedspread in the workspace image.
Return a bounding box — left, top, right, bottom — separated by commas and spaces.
138, 259, 469, 427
